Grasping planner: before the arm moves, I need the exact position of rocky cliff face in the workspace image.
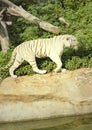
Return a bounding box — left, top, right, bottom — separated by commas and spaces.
0, 68, 92, 122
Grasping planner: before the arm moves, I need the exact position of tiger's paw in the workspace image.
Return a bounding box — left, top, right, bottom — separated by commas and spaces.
39, 70, 47, 74
61, 68, 66, 72
54, 68, 61, 72
11, 75, 17, 78
35, 69, 47, 74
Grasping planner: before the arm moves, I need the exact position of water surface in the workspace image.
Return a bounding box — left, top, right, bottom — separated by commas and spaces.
0, 114, 92, 130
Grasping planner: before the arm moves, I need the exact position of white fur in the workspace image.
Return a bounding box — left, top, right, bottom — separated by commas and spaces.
8, 34, 78, 77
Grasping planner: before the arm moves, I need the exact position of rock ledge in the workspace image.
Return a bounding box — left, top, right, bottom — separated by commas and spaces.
0, 68, 92, 122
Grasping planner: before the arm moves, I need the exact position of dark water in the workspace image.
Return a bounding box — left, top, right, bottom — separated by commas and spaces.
0, 114, 92, 130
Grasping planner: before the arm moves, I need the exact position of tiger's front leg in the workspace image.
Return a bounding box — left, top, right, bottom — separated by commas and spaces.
50, 55, 63, 72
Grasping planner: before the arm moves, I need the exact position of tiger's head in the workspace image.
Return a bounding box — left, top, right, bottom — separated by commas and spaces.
61, 34, 78, 50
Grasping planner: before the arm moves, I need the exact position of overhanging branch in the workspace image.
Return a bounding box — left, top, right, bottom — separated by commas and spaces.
1, 0, 60, 33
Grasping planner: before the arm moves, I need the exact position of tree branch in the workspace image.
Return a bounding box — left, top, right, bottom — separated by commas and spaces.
1, 0, 60, 33
59, 17, 69, 26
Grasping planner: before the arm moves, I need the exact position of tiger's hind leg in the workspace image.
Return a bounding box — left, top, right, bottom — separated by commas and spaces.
9, 57, 23, 78
27, 57, 47, 74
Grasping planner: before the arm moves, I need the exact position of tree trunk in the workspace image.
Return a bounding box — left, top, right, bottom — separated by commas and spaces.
0, 21, 9, 52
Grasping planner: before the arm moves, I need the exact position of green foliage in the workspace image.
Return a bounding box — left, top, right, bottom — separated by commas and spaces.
0, 47, 14, 78
15, 64, 34, 76
37, 58, 56, 72
20, 26, 39, 41
0, 0, 92, 78
65, 57, 81, 70
0, 47, 13, 67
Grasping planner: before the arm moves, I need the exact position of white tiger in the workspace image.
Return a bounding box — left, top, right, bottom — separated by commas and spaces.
2, 34, 78, 78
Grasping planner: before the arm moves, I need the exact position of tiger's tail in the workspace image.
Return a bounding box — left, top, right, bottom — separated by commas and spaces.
0, 49, 17, 70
